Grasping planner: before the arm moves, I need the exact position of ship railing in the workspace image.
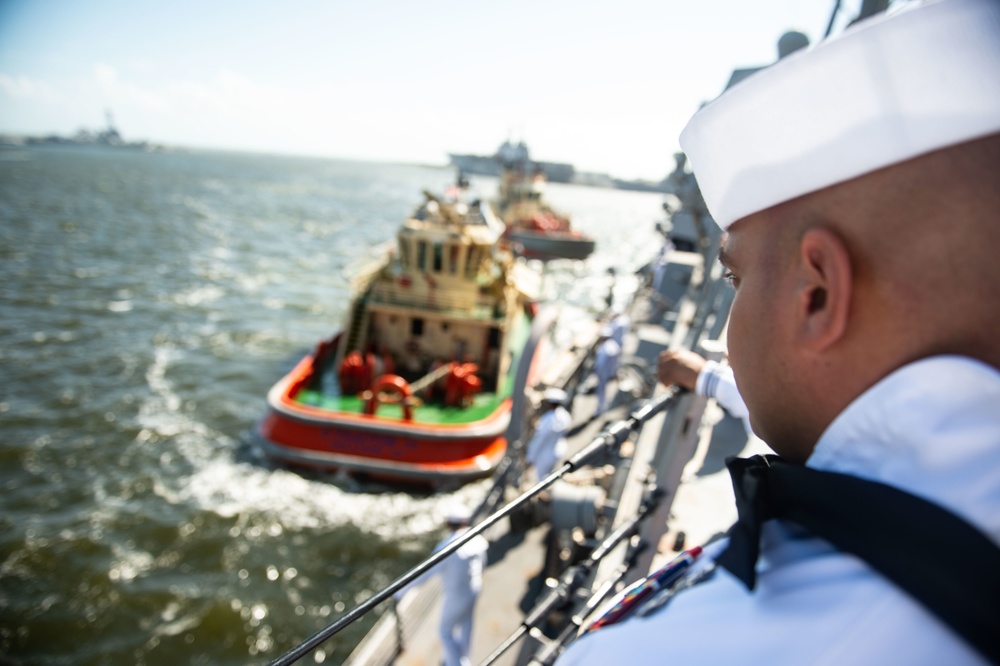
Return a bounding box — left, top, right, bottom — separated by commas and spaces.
268, 388, 681, 666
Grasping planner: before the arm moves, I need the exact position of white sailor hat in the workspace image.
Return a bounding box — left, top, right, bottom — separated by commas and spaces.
445, 505, 471, 525
542, 387, 568, 405
680, 0, 1000, 231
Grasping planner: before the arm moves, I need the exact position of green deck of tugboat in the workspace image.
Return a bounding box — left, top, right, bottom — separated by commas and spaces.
292, 391, 508, 425
289, 308, 532, 425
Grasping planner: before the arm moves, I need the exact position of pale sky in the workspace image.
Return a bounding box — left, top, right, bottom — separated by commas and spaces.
0, 0, 863, 180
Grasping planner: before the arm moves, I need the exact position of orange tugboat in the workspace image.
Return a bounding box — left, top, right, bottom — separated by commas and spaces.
256, 186, 547, 487
495, 163, 596, 262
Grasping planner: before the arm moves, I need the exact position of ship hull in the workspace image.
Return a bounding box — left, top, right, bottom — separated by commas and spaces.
255, 354, 513, 485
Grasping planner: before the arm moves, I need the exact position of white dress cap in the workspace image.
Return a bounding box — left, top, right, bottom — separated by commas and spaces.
680, 0, 1000, 231
445, 504, 471, 525
543, 387, 568, 405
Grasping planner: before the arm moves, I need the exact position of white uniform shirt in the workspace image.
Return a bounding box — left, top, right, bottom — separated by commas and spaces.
526, 405, 571, 478
438, 528, 488, 601
594, 339, 621, 381
559, 356, 1000, 665
610, 313, 630, 348
401, 527, 488, 602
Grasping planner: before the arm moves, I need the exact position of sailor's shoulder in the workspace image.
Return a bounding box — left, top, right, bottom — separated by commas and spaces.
456, 534, 489, 558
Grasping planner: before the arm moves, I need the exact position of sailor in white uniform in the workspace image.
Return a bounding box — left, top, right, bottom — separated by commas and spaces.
608, 307, 630, 349
559, 1, 1000, 663
525, 388, 572, 481
592, 327, 621, 418
650, 242, 673, 293
396, 507, 489, 666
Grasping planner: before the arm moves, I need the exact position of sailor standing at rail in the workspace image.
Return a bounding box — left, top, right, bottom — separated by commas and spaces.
592, 326, 620, 419
395, 507, 488, 666
650, 241, 673, 293
559, 0, 1000, 663
525, 388, 571, 481
608, 306, 630, 349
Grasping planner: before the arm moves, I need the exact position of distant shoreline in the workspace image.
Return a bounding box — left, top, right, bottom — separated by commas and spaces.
0, 138, 671, 193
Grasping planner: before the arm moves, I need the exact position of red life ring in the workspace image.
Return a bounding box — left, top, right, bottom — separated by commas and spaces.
365, 374, 414, 421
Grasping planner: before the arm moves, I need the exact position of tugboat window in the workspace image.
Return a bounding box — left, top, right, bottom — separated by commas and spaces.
433, 243, 443, 272
449, 245, 460, 275
411, 318, 424, 336
466, 247, 480, 278
416, 241, 427, 270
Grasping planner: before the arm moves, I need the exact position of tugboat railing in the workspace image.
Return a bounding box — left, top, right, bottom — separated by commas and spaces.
268, 388, 681, 666
369, 281, 501, 318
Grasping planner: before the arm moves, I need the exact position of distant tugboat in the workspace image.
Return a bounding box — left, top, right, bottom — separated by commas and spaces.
494, 161, 596, 261
256, 184, 546, 486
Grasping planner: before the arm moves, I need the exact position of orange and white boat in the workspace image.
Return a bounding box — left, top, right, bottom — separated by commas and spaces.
495, 164, 596, 262
256, 186, 548, 487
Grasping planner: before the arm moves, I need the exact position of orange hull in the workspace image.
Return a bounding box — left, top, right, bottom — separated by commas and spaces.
256, 354, 513, 485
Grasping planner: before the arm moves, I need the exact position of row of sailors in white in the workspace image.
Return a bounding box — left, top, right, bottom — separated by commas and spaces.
560, 0, 1000, 664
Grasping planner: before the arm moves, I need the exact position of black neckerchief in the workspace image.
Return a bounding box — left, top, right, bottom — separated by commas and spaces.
717, 454, 1000, 664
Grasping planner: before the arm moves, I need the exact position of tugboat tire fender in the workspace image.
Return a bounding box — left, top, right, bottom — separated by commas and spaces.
366, 374, 414, 421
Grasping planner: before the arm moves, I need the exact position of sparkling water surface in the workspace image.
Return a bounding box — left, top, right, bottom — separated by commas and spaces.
0, 145, 665, 664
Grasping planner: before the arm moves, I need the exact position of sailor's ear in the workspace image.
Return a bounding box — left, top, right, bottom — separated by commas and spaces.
795, 227, 852, 351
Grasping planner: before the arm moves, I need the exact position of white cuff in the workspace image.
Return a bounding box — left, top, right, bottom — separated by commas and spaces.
696, 360, 724, 398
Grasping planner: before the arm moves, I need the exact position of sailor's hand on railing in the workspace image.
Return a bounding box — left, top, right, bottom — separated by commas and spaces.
656, 349, 705, 392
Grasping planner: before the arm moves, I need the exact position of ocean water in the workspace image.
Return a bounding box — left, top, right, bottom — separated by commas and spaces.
0, 145, 665, 665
